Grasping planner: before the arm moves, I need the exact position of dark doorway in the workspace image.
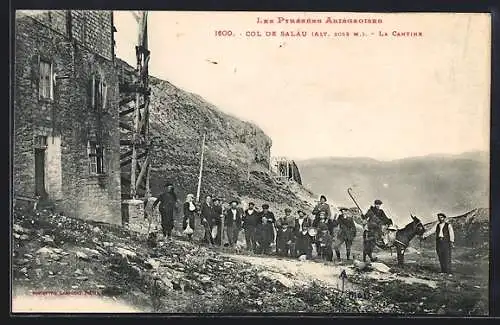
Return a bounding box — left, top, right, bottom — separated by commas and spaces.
35, 148, 47, 199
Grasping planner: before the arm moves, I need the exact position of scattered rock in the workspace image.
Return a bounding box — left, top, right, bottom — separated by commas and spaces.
13, 233, 21, 239
116, 247, 137, 259
36, 247, 54, 255
20, 234, 30, 241
13, 224, 28, 234
371, 262, 391, 273
20, 267, 28, 273
92, 227, 102, 234
76, 251, 90, 261
42, 235, 55, 245
145, 258, 160, 270
74, 269, 83, 276
103, 242, 114, 248
83, 248, 102, 258
258, 271, 295, 288
76, 276, 89, 281
48, 271, 54, 275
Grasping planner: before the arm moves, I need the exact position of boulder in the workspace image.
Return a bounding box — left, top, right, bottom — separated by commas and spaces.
76, 251, 90, 261
116, 247, 137, 259
258, 271, 295, 288
371, 262, 391, 273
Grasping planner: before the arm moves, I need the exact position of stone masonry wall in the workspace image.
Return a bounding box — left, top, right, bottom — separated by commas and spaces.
14, 11, 121, 225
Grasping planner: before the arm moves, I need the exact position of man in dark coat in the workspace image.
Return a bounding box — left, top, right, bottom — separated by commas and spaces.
255, 215, 275, 255
225, 200, 243, 247
422, 213, 455, 274
212, 198, 224, 245
152, 183, 178, 240
294, 210, 313, 259
200, 195, 215, 245
260, 204, 276, 224
362, 199, 393, 262
276, 208, 294, 256
242, 202, 259, 251
334, 208, 357, 261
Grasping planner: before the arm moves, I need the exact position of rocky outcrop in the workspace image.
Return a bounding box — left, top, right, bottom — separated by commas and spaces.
116, 58, 315, 214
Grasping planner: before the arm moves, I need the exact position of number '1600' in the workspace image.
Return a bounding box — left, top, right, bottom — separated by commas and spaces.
215, 30, 233, 36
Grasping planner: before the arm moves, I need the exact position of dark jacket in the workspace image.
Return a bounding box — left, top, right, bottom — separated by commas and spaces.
259, 211, 276, 224
213, 205, 223, 225
201, 202, 215, 225
337, 213, 357, 241
276, 215, 293, 228
363, 206, 392, 230
153, 191, 177, 212
276, 227, 294, 248
225, 208, 242, 227
256, 222, 275, 245
242, 209, 259, 229
293, 217, 312, 237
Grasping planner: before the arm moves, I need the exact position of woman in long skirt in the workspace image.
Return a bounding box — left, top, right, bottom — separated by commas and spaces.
183, 193, 197, 240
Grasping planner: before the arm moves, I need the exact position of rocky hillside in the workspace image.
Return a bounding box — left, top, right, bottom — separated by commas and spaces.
117, 58, 316, 215
297, 152, 489, 225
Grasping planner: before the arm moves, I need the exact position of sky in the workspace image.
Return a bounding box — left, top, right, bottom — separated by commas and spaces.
113, 11, 491, 161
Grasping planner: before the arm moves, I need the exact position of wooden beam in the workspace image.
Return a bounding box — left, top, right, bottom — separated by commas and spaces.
120, 152, 147, 167
119, 106, 135, 117
119, 121, 134, 132
119, 95, 135, 106
120, 150, 133, 160
135, 155, 150, 189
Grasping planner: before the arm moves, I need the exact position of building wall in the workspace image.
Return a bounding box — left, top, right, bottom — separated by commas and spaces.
14, 11, 121, 224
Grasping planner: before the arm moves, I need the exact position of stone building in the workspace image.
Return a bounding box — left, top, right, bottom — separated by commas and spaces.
13, 10, 121, 224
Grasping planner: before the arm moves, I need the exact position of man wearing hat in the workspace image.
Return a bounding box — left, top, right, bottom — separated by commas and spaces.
422, 213, 455, 274
212, 198, 224, 245
316, 223, 334, 261
276, 208, 293, 255
333, 208, 357, 261
361, 199, 393, 262
312, 195, 332, 219
152, 183, 178, 240
224, 200, 243, 247
242, 202, 259, 251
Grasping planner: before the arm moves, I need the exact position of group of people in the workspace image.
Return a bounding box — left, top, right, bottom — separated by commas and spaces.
150, 183, 456, 273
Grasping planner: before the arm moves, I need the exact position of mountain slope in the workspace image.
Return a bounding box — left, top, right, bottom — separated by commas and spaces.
117, 58, 316, 216
297, 152, 489, 225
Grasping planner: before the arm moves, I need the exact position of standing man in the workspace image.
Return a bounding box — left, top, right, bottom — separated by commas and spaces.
422, 213, 455, 274
255, 215, 275, 255
333, 208, 357, 261
225, 200, 242, 247
152, 183, 178, 241
212, 198, 224, 245
242, 202, 259, 251
312, 195, 332, 219
276, 208, 293, 255
200, 195, 215, 245
260, 204, 276, 224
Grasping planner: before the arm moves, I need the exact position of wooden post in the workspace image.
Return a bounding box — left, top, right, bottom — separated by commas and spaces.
196, 133, 206, 203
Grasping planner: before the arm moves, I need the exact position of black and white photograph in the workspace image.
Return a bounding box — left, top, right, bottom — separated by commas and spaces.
11, 10, 491, 315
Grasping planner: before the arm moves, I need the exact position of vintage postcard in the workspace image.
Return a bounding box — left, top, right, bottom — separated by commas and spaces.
11, 10, 491, 315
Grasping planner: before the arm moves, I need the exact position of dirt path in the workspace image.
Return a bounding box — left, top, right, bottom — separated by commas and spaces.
223, 253, 438, 289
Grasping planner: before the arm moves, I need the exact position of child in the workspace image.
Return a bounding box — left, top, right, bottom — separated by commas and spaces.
317, 223, 334, 261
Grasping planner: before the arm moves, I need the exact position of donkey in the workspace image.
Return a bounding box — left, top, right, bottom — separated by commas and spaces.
376, 215, 426, 266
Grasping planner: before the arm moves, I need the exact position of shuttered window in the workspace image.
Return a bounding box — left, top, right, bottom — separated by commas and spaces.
90, 75, 108, 111
87, 141, 105, 174
39, 60, 53, 100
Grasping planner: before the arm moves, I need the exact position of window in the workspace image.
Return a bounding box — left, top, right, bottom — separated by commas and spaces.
39, 60, 53, 100
87, 141, 105, 174
90, 75, 108, 111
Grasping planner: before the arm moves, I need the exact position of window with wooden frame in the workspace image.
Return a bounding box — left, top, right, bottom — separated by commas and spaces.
39, 60, 53, 100
90, 74, 108, 111
87, 141, 106, 175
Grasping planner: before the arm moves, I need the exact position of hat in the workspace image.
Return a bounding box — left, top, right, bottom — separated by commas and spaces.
374, 199, 383, 205
437, 213, 447, 218
248, 202, 255, 206
297, 210, 305, 215
339, 207, 349, 212
320, 195, 327, 201
165, 182, 173, 187
284, 208, 291, 213
230, 199, 239, 205
213, 197, 220, 201
262, 204, 269, 209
